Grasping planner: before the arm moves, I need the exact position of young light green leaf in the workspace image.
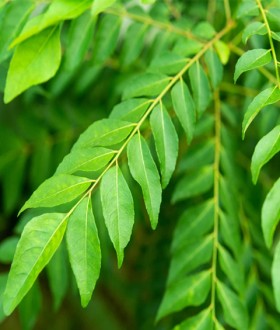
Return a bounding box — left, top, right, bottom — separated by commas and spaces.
173, 309, 212, 330
110, 98, 151, 123
217, 280, 249, 330
157, 271, 211, 321
204, 48, 223, 89
92, 14, 121, 64
3, 213, 68, 315
189, 61, 212, 117
262, 177, 280, 248
73, 119, 135, 150
172, 166, 214, 203
234, 49, 272, 83
19, 174, 92, 214
91, 0, 116, 16
122, 73, 170, 100
171, 79, 196, 143
272, 240, 280, 312
150, 103, 179, 188
67, 195, 101, 307
214, 40, 230, 65
242, 87, 280, 138
251, 125, 280, 184
242, 22, 266, 44
4, 27, 61, 103
101, 166, 134, 267
46, 241, 69, 310
0, 237, 19, 264
149, 51, 187, 75
127, 134, 162, 229
56, 147, 116, 175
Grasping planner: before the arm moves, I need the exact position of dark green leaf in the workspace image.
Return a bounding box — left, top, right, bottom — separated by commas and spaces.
150, 103, 178, 188
0, 237, 19, 264
67, 195, 101, 307
3, 213, 68, 315
0, 274, 8, 322
127, 134, 162, 229
101, 165, 134, 267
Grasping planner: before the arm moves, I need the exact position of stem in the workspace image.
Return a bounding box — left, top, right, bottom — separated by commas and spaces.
223, 0, 231, 23
211, 90, 221, 321
256, 0, 280, 87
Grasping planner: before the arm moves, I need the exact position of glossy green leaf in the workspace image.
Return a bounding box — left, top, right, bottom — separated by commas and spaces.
242, 22, 266, 44
251, 125, 280, 184
157, 271, 211, 321
189, 61, 212, 117
171, 79, 196, 143
172, 166, 214, 203
92, 14, 121, 64
149, 51, 187, 75
234, 49, 272, 83
3, 213, 68, 315
4, 27, 61, 103
73, 119, 135, 150
19, 174, 92, 214
101, 166, 134, 267
67, 195, 101, 307
127, 134, 162, 229
150, 103, 178, 188
91, 0, 116, 16
64, 11, 95, 71
174, 309, 213, 330
56, 147, 116, 175
272, 240, 280, 312
172, 200, 214, 252
242, 87, 280, 138
217, 281, 249, 330
46, 241, 68, 310
262, 178, 280, 248
110, 98, 151, 123
204, 48, 223, 89
11, 0, 92, 46
0, 237, 19, 264
122, 73, 170, 100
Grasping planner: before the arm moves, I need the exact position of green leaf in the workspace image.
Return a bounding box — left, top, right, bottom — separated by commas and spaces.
64, 11, 95, 71
4, 26, 61, 103
0, 237, 19, 264
172, 200, 214, 252
73, 119, 135, 150
150, 103, 179, 188
174, 309, 213, 330
3, 213, 68, 315
234, 49, 272, 83
172, 166, 214, 203
46, 241, 68, 310
189, 61, 212, 117
0, 274, 8, 322
214, 40, 230, 65
262, 177, 280, 248
101, 166, 134, 267
110, 98, 151, 123
204, 48, 223, 89
122, 73, 170, 100
242, 22, 266, 44
91, 0, 116, 16
193, 21, 216, 40
149, 51, 187, 75
67, 195, 101, 307
19, 174, 92, 214
171, 79, 196, 143
92, 14, 121, 64
217, 280, 249, 330
127, 134, 162, 229
11, 0, 92, 46
173, 38, 203, 57
56, 147, 116, 175
236, 0, 258, 18
267, 8, 280, 30
157, 271, 211, 321
242, 87, 280, 138
251, 125, 280, 184
272, 240, 280, 312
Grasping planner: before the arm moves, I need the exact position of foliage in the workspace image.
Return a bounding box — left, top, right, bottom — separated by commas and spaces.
0, 0, 280, 329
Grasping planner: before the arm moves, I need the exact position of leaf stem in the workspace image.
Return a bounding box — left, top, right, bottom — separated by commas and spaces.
256, 0, 280, 87
223, 0, 231, 23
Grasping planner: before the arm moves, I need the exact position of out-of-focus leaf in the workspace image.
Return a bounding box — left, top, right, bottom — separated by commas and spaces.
91, 0, 116, 16
272, 240, 280, 312
0, 237, 19, 264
